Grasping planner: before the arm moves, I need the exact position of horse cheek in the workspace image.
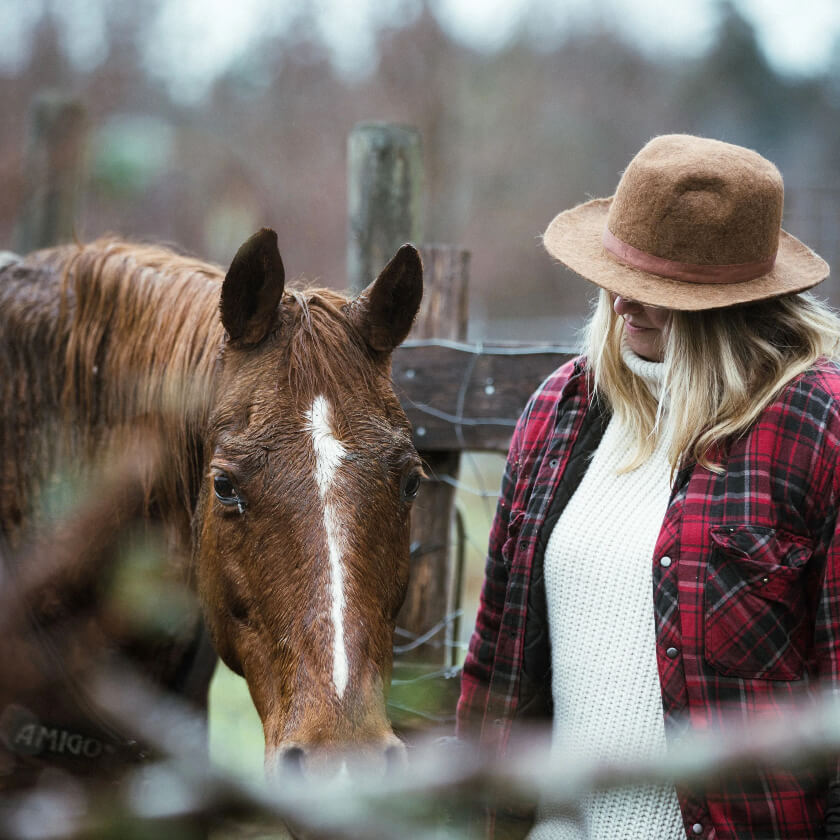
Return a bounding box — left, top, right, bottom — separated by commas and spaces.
387, 510, 412, 619
194, 500, 248, 675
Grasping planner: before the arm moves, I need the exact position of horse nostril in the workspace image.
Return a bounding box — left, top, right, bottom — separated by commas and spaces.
280, 745, 305, 775
384, 740, 408, 772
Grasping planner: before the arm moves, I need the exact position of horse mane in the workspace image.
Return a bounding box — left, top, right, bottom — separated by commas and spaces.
60, 237, 227, 540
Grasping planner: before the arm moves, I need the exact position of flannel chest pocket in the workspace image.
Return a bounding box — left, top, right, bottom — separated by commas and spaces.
704, 525, 812, 680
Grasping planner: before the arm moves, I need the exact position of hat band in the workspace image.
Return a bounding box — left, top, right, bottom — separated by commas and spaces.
602, 228, 776, 285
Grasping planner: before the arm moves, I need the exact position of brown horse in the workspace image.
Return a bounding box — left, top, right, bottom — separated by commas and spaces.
0, 229, 423, 780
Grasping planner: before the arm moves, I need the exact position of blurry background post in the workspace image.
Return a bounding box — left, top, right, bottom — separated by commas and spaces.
15, 93, 86, 253
346, 119, 468, 667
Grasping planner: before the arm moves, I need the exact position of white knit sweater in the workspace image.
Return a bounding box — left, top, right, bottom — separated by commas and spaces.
528, 346, 684, 840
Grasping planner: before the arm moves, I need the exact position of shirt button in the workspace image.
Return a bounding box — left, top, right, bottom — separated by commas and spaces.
691, 823, 703, 835
666, 647, 679, 659
660, 555, 672, 567
549, 459, 559, 469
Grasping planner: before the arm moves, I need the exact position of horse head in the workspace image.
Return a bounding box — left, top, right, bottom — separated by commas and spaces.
193, 229, 423, 776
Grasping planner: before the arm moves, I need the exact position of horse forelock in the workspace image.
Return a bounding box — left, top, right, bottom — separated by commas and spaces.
282, 287, 385, 412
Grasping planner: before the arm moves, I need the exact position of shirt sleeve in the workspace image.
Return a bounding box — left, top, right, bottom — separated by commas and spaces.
814, 410, 840, 836
456, 403, 527, 740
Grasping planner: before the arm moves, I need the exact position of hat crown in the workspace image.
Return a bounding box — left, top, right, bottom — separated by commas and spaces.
607, 135, 783, 266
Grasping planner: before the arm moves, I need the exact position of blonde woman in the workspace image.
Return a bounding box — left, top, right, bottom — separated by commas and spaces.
457, 135, 840, 839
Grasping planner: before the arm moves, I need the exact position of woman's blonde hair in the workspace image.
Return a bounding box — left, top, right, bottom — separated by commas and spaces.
584, 289, 840, 472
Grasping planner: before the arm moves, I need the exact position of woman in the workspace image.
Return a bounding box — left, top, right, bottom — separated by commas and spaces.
457, 134, 840, 839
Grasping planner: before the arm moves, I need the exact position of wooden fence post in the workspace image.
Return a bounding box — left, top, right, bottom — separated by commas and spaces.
15, 93, 86, 253
411, 246, 470, 342
398, 245, 469, 664
346, 122, 424, 294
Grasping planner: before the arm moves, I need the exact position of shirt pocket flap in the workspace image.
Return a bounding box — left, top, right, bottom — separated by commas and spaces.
705, 526, 813, 680
709, 526, 813, 599
709, 525, 813, 567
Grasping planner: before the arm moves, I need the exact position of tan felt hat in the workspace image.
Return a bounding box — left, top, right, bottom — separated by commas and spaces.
543, 134, 829, 310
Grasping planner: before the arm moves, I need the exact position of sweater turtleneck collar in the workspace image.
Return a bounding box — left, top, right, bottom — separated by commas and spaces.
620, 337, 666, 401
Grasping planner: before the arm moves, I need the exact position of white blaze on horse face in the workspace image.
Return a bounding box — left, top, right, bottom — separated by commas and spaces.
305, 395, 349, 699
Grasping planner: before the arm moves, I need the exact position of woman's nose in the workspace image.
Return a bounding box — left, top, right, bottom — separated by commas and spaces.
612, 295, 641, 317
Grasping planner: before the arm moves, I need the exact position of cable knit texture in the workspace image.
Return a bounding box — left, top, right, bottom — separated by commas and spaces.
528, 345, 684, 839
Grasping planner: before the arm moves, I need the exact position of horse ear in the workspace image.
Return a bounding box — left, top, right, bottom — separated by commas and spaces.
352, 244, 423, 353
220, 228, 285, 346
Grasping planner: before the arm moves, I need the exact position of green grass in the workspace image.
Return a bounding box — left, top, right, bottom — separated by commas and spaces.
208, 663, 265, 783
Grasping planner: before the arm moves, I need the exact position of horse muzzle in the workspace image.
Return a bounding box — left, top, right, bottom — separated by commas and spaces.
267, 730, 407, 781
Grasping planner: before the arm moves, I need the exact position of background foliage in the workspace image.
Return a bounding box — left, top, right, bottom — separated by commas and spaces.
2, 0, 839, 343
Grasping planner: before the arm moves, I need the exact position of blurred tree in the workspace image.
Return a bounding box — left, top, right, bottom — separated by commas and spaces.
1, 0, 838, 329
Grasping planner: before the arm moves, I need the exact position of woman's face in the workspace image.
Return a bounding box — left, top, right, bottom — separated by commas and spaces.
612, 295, 672, 362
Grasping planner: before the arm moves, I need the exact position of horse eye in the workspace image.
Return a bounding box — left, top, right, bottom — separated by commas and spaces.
214, 473, 241, 506
401, 471, 422, 502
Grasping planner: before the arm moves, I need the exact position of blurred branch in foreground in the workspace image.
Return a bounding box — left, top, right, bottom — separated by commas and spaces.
0, 437, 161, 638
2, 435, 838, 838
4, 651, 839, 840
0, 436, 199, 791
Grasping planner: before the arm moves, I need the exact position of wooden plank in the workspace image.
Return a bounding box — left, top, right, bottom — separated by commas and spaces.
398, 450, 461, 664
393, 341, 576, 452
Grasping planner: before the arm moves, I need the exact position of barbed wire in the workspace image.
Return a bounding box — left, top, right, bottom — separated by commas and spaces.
393, 610, 463, 654
390, 666, 461, 686
397, 337, 583, 660
407, 401, 519, 429
400, 338, 579, 355
399, 337, 576, 440
434, 474, 499, 498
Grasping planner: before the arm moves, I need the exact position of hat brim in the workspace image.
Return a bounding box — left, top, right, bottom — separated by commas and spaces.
543, 197, 830, 310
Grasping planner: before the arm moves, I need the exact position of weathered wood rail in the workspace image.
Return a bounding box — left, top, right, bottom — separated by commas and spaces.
393, 339, 575, 452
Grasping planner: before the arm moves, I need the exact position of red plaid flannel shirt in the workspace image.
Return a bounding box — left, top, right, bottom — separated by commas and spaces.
458, 356, 840, 839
